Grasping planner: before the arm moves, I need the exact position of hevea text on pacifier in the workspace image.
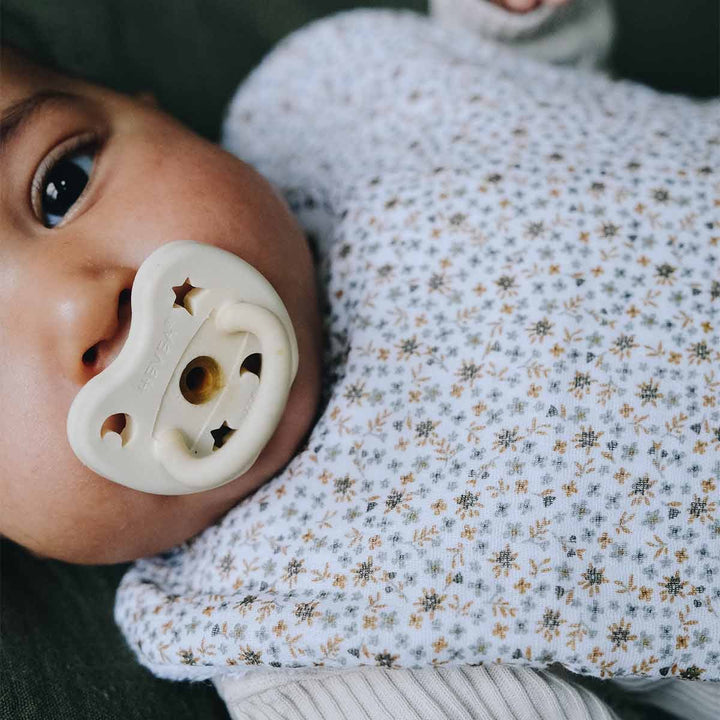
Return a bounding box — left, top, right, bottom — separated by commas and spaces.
66, 241, 298, 495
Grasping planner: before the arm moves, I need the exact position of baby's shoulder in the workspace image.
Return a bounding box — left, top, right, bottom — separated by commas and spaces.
243, 8, 467, 78
224, 8, 487, 133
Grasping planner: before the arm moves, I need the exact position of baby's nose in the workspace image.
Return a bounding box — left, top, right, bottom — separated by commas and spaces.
58, 266, 136, 385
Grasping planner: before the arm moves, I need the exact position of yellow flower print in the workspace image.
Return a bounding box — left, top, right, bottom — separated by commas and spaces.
614, 468, 631, 484
527, 383, 542, 398
352, 557, 379, 587
375, 652, 399, 668
573, 426, 603, 454
524, 220, 547, 239
650, 187, 671, 203
454, 490, 483, 519
427, 270, 451, 294
607, 619, 637, 652
333, 474, 356, 501
687, 340, 713, 364
396, 334, 422, 360
384, 487, 413, 514
658, 572, 688, 603
343, 381, 369, 406
618, 403, 634, 418
568, 371, 594, 399
710, 425, 720, 451
432, 636, 449, 653
636, 378, 664, 407
332, 574, 346, 590
492, 623, 509, 640
494, 274, 518, 298
432, 499, 447, 515
493, 426, 523, 453
580, 564, 608, 597
610, 334, 638, 360
456, 360, 484, 386
472, 401, 487, 416
217, 552, 237, 578
238, 646, 263, 665
178, 648, 199, 666
515, 478, 529, 494
489, 545, 520, 578
597, 221, 621, 239
527, 317, 554, 343
293, 601, 320, 626
688, 495, 716, 524
415, 419, 439, 445
233, 594, 258, 616
654, 263, 677, 285
414, 588, 447, 620
628, 474, 655, 506
536, 608, 565, 642
282, 558, 306, 588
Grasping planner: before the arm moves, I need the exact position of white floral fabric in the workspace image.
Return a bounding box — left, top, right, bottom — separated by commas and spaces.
116, 10, 720, 683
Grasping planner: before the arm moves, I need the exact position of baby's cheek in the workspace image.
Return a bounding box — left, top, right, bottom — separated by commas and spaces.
2, 453, 229, 564
0, 362, 166, 562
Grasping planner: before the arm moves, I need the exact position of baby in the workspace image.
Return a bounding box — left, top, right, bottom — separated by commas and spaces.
2, 1, 719, 719
0, 42, 323, 563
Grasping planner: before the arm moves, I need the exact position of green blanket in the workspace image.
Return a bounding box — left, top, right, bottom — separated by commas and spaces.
0, 538, 229, 719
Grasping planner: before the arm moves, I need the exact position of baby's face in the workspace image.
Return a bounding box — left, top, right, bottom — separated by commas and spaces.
0, 49, 322, 563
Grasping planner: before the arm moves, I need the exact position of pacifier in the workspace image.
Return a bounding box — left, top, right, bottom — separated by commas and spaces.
66, 240, 298, 495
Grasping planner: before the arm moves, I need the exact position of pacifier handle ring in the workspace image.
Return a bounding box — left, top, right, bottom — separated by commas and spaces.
154, 302, 294, 489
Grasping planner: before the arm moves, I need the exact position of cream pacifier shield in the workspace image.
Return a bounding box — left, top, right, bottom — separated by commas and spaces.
66, 241, 299, 495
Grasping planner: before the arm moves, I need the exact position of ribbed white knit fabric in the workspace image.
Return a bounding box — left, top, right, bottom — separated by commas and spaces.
215, 665, 621, 720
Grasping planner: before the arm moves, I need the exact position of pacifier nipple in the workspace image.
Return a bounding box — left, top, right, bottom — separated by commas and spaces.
66, 241, 299, 495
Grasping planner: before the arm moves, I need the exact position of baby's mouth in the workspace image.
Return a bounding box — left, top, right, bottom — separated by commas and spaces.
82, 288, 133, 372
67, 240, 299, 495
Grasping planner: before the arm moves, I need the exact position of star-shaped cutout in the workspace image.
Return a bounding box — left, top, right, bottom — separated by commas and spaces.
172, 278, 198, 315
210, 421, 236, 450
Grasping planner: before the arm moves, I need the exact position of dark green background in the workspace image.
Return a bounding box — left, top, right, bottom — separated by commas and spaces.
2, 0, 718, 141
1, 2, 717, 719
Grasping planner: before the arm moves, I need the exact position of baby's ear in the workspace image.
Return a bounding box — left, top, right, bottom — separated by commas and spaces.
135, 91, 158, 107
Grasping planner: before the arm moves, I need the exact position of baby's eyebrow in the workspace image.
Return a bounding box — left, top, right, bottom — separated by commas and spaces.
0, 90, 84, 151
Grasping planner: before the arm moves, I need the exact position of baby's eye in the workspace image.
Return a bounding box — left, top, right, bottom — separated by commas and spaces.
32, 137, 97, 228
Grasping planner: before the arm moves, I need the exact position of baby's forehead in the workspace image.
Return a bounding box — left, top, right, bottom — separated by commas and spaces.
2, 48, 56, 101
1, 47, 99, 117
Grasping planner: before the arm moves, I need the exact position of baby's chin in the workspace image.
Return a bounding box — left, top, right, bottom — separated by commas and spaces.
17, 471, 247, 565
19, 358, 318, 565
